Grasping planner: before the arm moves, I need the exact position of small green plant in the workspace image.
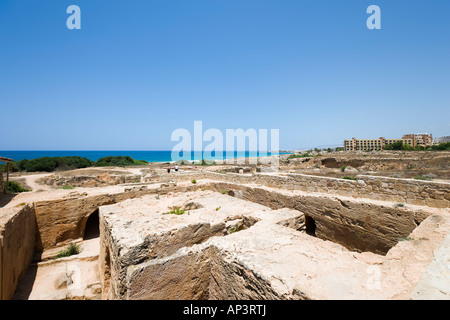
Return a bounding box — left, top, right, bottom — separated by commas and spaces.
287, 153, 313, 160
395, 203, 405, 208
165, 207, 186, 215
201, 159, 216, 166
4, 181, 30, 193
414, 176, 433, 181
342, 176, 357, 180
215, 206, 221, 211
398, 237, 412, 242
191, 179, 197, 184
15, 202, 27, 207
58, 185, 75, 190
55, 242, 81, 259
201, 188, 205, 191
221, 190, 227, 194
229, 223, 246, 234
340, 165, 348, 172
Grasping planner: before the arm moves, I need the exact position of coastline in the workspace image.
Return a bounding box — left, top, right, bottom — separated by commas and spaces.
0, 150, 291, 164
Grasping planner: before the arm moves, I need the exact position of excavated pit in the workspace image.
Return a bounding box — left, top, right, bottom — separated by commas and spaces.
206, 182, 428, 255
8, 175, 443, 300
97, 185, 436, 300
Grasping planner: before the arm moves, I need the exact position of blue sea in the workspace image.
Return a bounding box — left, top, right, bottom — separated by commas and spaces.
0, 151, 288, 163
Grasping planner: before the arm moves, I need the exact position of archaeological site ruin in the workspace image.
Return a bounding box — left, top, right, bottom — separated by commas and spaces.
1, 152, 449, 300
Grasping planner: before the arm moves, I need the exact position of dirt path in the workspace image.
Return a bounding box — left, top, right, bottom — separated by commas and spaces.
20, 173, 54, 191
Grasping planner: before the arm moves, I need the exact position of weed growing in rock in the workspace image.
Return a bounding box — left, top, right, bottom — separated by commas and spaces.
55, 242, 81, 259
229, 223, 247, 234
165, 207, 186, 215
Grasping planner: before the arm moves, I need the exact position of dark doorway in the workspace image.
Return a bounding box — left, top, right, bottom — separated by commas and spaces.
305, 215, 316, 237
84, 209, 99, 240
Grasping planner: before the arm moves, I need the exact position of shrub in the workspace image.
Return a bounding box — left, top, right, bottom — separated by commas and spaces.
10, 156, 94, 172
414, 175, 433, 181
95, 156, 148, 167
395, 203, 405, 208
0, 162, 19, 173
191, 179, 197, 184
340, 165, 347, 172
384, 141, 403, 150
342, 176, 357, 180
201, 159, 216, 166
215, 206, 221, 211
58, 185, 75, 190
4, 181, 30, 193
55, 242, 81, 259
385, 141, 413, 151
287, 153, 313, 160
175, 159, 191, 165
429, 142, 450, 151
221, 190, 227, 194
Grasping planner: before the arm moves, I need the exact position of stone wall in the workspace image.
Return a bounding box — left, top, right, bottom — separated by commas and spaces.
0, 205, 36, 300
169, 171, 450, 209
34, 189, 155, 251
33, 185, 197, 251
205, 182, 429, 255
125, 246, 284, 300
33, 170, 448, 253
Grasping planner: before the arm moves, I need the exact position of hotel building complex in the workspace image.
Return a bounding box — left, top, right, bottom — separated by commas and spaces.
344, 133, 433, 152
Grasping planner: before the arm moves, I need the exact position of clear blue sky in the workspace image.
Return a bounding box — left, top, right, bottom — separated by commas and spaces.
1, 0, 449, 150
